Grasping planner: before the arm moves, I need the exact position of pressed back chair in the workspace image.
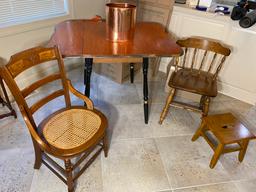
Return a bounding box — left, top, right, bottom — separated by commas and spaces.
0, 46, 108, 192
159, 37, 231, 124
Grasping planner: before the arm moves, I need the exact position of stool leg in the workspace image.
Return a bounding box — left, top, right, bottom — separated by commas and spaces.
192, 119, 206, 141
210, 143, 224, 169
159, 88, 176, 124
238, 140, 249, 162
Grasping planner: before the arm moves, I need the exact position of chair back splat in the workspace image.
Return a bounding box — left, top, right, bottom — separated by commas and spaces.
175, 38, 231, 79
1, 46, 71, 126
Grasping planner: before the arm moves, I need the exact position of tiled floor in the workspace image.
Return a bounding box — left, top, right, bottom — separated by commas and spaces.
1, 64, 256, 192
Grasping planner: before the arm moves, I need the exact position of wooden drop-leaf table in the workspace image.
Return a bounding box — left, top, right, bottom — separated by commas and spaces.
48, 20, 181, 124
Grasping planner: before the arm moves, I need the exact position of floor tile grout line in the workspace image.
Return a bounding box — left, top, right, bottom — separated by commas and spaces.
154, 137, 174, 191
171, 178, 247, 191
108, 133, 195, 142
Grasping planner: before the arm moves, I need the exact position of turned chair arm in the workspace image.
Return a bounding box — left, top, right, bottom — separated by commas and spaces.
67, 79, 94, 110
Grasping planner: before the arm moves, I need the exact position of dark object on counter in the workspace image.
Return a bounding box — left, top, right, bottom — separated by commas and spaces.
214, 5, 230, 15
175, 0, 186, 4
215, 9, 231, 15
215, 6, 230, 15
196, 5, 208, 11
231, 0, 249, 20
239, 10, 256, 28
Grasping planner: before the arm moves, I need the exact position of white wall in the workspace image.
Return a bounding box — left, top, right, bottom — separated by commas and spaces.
0, 0, 106, 61
74, 0, 105, 19
0, 0, 105, 98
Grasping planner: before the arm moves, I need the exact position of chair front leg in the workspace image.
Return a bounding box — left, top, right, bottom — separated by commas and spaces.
64, 159, 74, 192
200, 95, 206, 109
103, 133, 108, 158
32, 137, 42, 169
202, 96, 210, 117
159, 88, 176, 124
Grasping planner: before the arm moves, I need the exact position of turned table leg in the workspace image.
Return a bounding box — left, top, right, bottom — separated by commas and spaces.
143, 58, 149, 124
84, 58, 93, 97
130, 63, 134, 83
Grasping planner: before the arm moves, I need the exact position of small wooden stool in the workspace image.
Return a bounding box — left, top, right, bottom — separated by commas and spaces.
192, 113, 256, 169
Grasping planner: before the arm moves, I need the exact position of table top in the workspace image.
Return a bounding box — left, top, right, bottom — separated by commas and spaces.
204, 113, 256, 144
48, 20, 181, 58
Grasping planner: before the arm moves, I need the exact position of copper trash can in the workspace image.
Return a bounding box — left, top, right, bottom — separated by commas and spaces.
106, 3, 136, 42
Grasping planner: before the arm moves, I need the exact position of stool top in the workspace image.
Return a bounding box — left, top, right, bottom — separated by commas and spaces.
203, 113, 256, 144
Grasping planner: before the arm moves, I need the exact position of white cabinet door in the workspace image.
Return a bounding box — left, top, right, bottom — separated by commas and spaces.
171, 14, 226, 40
219, 27, 256, 103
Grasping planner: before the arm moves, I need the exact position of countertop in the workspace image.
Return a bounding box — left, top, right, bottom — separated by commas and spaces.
173, 3, 256, 34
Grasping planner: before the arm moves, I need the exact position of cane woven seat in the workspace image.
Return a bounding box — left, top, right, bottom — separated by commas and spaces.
42, 108, 102, 150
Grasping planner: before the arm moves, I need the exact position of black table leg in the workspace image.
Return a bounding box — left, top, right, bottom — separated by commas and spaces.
143, 58, 149, 124
84, 58, 93, 97
0, 77, 17, 119
130, 63, 134, 83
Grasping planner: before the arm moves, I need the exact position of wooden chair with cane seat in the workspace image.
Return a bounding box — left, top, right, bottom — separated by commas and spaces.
159, 37, 231, 124
0, 46, 108, 192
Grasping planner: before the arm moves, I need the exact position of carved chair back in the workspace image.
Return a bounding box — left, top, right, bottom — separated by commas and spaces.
0, 46, 71, 128
175, 37, 231, 80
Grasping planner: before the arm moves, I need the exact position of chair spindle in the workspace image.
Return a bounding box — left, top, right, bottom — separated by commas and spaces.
199, 50, 208, 71
208, 53, 217, 73
213, 56, 226, 80
191, 48, 197, 70
182, 48, 188, 68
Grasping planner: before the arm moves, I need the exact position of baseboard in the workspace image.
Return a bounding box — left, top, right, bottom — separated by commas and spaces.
218, 81, 256, 105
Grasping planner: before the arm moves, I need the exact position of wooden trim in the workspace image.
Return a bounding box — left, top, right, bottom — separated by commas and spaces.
93, 57, 142, 64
